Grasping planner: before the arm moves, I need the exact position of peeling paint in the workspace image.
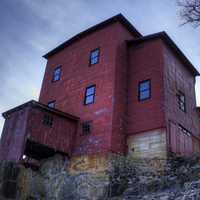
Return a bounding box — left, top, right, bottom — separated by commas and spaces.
94, 108, 108, 116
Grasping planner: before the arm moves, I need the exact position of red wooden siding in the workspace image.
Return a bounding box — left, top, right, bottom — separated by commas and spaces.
1, 15, 200, 160
0, 107, 30, 161
39, 22, 138, 156
0, 101, 78, 162
163, 41, 200, 155
127, 39, 166, 136
27, 107, 78, 156
169, 121, 198, 156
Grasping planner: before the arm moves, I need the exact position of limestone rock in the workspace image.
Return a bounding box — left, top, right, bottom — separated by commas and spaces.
1, 155, 200, 199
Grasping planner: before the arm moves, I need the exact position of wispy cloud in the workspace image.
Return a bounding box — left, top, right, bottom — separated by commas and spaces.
0, 0, 200, 134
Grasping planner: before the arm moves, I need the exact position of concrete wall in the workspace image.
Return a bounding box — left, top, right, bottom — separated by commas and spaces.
127, 128, 167, 159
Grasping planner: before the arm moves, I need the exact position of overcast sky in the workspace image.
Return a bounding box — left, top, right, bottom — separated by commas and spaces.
0, 0, 200, 134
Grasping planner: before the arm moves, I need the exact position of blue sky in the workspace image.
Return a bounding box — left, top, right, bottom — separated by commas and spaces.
0, 0, 200, 134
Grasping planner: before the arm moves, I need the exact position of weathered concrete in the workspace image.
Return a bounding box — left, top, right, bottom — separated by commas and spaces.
127, 128, 167, 159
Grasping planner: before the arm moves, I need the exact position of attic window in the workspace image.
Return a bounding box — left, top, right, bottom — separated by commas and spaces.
89, 48, 100, 65
82, 122, 92, 134
43, 115, 53, 127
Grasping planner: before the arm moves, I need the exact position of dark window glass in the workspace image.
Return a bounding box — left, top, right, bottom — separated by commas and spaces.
178, 124, 191, 136
43, 115, 53, 127
90, 49, 100, 65
82, 122, 92, 134
177, 92, 186, 112
52, 66, 61, 82
84, 85, 96, 105
138, 80, 151, 101
48, 101, 56, 108
86, 86, 95, 96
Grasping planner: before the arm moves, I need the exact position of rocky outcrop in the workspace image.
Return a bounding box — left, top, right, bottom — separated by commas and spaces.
0, 155, 109, 200
117, 155, 200, 199
1, 155, 200, 199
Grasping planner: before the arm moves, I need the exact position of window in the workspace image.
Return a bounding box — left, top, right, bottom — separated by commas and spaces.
82, 121, 92, 134
84, 85, 96, 105
178, 124, 191, 136
48, 101, 56, 108
138, 79, 151, 101
89, 48, 100, 65
43, 115, 53, 127
52, 66, 62, 82
177, 92, 186, 112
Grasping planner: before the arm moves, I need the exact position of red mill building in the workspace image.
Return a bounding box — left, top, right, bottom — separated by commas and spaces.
0, 14, 200, 171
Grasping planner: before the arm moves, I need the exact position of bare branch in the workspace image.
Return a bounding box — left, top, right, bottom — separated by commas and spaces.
178, 0, 200, 27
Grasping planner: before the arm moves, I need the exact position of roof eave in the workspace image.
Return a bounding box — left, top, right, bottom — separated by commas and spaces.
2, 100, 34, 118
2, 100, 80, 121
43, 13, 142, 59
127, 32, 200, 76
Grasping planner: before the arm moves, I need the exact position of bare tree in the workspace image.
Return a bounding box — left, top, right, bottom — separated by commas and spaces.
178, 0, 200, 27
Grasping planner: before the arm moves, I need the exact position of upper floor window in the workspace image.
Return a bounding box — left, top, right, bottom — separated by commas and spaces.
82, 121, 92, 134
43, 114, 53, 127
48, 101, 56, 108
52, 66, 62, 82
89, 48, 100, 65
138, 79, 151, 101
84, 85, 96, 105
177, 92, 186, 112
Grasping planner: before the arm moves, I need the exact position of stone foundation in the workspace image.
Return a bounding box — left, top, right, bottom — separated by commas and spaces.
1, 154, 200, 199
0, 155, 109, 200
